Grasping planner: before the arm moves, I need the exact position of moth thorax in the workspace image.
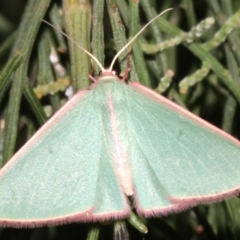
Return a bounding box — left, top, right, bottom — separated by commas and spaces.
99, 70, 119, 83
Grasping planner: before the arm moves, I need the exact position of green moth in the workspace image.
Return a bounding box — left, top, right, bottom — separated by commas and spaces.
0, 10, 240, 228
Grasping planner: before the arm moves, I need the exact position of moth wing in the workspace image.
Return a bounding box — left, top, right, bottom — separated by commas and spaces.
0, 89, 128, 227
126, 82, 240, 216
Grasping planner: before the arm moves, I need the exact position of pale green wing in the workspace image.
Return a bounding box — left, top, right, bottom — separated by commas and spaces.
0, 88, 128, 227
125, 82, 240, 216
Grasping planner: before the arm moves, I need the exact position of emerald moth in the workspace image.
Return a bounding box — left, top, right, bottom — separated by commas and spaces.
1, 10, 240, 228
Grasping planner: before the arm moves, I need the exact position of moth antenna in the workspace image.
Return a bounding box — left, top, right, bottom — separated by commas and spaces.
109, 8, 173, 72
41, 19, 105, 73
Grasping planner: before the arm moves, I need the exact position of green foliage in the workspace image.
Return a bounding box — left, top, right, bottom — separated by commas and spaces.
1, 0, 240, 239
